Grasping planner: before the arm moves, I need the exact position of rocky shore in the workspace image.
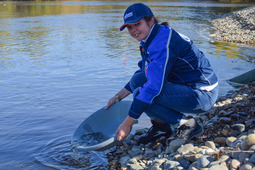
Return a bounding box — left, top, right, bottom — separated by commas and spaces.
211, 6, 255, 46
107, 83, 255, 170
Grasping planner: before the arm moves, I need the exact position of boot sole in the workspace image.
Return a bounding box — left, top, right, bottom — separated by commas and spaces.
187, 123, 204, 140
138, 132, 172, 144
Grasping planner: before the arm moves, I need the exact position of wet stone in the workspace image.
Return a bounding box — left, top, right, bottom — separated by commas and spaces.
219, 117, 232, 124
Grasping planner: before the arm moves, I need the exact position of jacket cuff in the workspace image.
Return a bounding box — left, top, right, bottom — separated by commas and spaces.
124, 82, 132, 93
128, 97, 150, 119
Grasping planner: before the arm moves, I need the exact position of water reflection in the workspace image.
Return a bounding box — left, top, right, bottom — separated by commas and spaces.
0, 3, 105, 18
211, 41, 255, 63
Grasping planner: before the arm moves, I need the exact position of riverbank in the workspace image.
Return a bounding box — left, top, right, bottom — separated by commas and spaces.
211, 6, 255, 46
107, 83, 255, 169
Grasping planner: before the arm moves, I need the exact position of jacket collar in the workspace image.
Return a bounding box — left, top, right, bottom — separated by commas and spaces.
141, 23, 161, 51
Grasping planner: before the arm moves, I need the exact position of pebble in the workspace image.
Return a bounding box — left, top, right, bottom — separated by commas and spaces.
184, 153, 203, 162
229, 130, 241, 137
232, 124, 245, 132
205, 141, 216, 150
226, 137, 237, 146
163, 160, 180, 169
239, 152, 250, 163
239, 163, 254, 170
229, 159, 241, 169
107, 83, 255, 169
197, 155, 214, 168
241, 134, 255, 150
168, 139, 186, 153
127, 164, 143, 170
177, 143, 195, 155
248, 154, 255, 164
214, 137, 226, 146
209, 155, 229, 167
179, 158, 191, 169
219, 117, 231, 124
208, 164, 228, 170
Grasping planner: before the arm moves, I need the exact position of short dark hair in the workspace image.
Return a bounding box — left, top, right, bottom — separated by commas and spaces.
144, 16, 158, 23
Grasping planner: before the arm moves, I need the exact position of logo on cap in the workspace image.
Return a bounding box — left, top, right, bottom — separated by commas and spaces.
124, 12, 133, 20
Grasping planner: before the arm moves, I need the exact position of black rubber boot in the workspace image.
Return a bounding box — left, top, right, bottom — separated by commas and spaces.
138, 120, 172, 144
173, 118, 204, 140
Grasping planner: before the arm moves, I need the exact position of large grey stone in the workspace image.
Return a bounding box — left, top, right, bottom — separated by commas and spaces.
232, 124, 245, 132
127, 163, 144, 170
164, 160, 180, 169
226, 137, 237, 146
169, 139, 186, 152
229, 159, 241, 169
177, 143, 195, 155
239, 163, 254, 170
208, 164, 228, 170
197, 155, 214, 168
214, 137, 226, 145
188, 161, 199, 170
179, 158, 191, 169
242, 134, 255, 150
205, 141, 216, 150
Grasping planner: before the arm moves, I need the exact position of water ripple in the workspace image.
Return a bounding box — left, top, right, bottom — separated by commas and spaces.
34, 135, 108, 169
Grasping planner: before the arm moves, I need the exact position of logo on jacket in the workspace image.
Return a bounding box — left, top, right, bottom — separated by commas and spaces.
178, 32, 191, 42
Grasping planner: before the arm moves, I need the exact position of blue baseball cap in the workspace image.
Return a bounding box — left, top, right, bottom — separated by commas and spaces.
120, 3, 154, 31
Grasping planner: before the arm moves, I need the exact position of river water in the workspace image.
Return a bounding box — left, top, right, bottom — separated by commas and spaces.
0, 0, 254, 169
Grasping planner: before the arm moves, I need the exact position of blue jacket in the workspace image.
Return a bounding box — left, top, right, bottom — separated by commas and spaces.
125, 24, 218, 119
